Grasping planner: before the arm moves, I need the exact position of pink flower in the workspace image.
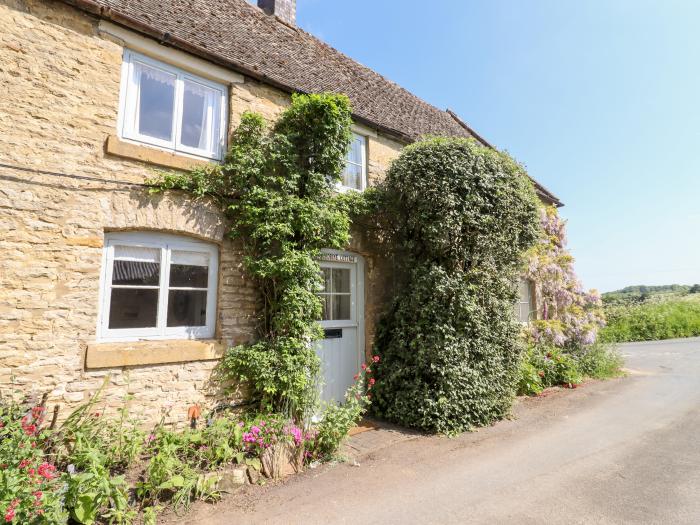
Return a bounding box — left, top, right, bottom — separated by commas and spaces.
373, 355, 380, 363
4, 499, 18, 523
37, 462, 56, 480
369, 378, 375, 386
146, 434, 156, 443
361, 363, 367, 371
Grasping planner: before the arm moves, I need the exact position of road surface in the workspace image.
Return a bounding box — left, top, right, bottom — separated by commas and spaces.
191, 338, 700, 524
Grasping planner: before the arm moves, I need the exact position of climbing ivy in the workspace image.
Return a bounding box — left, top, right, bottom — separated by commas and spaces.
152, 93, 361, 418
370, 137, 541, 434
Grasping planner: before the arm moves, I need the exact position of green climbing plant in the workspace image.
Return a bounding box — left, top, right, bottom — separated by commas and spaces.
151, 93, 364, 418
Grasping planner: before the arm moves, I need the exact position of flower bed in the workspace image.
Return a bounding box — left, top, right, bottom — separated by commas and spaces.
0, 359, 375, 524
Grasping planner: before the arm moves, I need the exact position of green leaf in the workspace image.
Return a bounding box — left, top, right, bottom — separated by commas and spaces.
244, 457, 261, 471
73, 493, 98, 524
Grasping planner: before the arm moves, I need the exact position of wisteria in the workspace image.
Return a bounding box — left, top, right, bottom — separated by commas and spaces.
525, 206, 605, 349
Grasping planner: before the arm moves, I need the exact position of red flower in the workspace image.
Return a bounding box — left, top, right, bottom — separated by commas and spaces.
4, 499, 18, 523
353, 374, 359, 381
369, 378, 376, 386
27, 468, 36, 476
373, 355, 380, 363
18, 459, 30, 469
361, 363, 367, 371
37, 462, 56, 480
365, 368, 372, 374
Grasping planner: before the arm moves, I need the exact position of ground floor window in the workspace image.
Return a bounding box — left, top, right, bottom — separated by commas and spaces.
98, 232, 218, 341
515, 279, 537, 323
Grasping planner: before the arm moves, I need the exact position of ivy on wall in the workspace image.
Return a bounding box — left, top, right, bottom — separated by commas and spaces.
152, 93, 364, 418
369, 137, 541, 434
524, 206, 605, 349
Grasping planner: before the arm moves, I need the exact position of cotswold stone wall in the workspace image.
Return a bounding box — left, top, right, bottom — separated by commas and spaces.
0, 0, 403, 424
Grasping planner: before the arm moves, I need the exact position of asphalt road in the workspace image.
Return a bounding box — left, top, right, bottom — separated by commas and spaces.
192, 338, 700, 524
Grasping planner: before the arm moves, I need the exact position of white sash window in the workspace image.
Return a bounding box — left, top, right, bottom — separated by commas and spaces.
98, 232, 219, 341
339, 133, 367, 191
118, 50, 227, 160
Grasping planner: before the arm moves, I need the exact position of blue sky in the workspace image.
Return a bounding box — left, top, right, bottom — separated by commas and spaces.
296, 0, 700, 292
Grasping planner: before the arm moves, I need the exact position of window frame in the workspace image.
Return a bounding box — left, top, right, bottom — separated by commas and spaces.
97, 232, 219, 342
318, 261, 357, 328
117, 50, 228, 161
338, 133, 367, 192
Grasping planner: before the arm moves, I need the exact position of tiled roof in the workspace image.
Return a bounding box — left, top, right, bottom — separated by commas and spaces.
62, 0, 561, 205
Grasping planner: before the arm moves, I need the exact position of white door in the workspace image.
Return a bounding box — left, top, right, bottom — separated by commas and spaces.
316, 253, 364, 406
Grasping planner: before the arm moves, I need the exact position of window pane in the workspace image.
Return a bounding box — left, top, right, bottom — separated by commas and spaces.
112, 260, 160, 286
108, 288, 159, 328
112, 246, 161, 286
135, 62, 176, 141
341, 135, 365, 189
332, 269, 350, 293
170, 265, 208, 288
167, 290, 207, 327
320, 294, 331, 321
320, 268, 332, 293
170, 250, 209, 288
341, 162, 362, 190
181, 80, 219, 151
332, 295, 351, 320
519, 280, 531, 302
347, 135, 364, 164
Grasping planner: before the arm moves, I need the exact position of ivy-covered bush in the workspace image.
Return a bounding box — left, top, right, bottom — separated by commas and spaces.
154, 93, 361, 418
370, 138, 541, 434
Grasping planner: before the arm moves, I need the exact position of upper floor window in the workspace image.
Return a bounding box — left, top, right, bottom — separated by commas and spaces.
118, 50, 227, 160
340, 133, 367, 191
98, 232, 218, 341
515, 279, 536, 323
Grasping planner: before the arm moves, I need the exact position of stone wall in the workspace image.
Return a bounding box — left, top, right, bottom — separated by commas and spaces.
0, 0, 403, 425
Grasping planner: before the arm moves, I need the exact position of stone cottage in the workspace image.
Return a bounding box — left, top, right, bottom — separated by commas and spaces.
0, 0, 560, 424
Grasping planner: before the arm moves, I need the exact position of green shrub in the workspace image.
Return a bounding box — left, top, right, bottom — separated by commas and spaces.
601, 300, 700, 342
370, 137, 541, 434
517, 343, 622, 396
573, 342, 624, 379
517, 345, 582, 396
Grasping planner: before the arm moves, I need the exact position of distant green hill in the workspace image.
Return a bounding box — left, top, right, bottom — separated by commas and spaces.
603, 283, 700, 305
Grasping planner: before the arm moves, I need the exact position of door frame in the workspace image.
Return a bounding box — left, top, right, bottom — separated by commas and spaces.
318, 249, 365, 376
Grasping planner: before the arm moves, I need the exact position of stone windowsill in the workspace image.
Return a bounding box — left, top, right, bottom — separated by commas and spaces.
85, 339, 225, 369
104, 134, 214, 171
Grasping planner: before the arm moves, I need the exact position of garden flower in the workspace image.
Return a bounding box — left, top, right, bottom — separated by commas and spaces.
37, 462, 56, 480
369, 378, 375, 386
373, 355, 380, 363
